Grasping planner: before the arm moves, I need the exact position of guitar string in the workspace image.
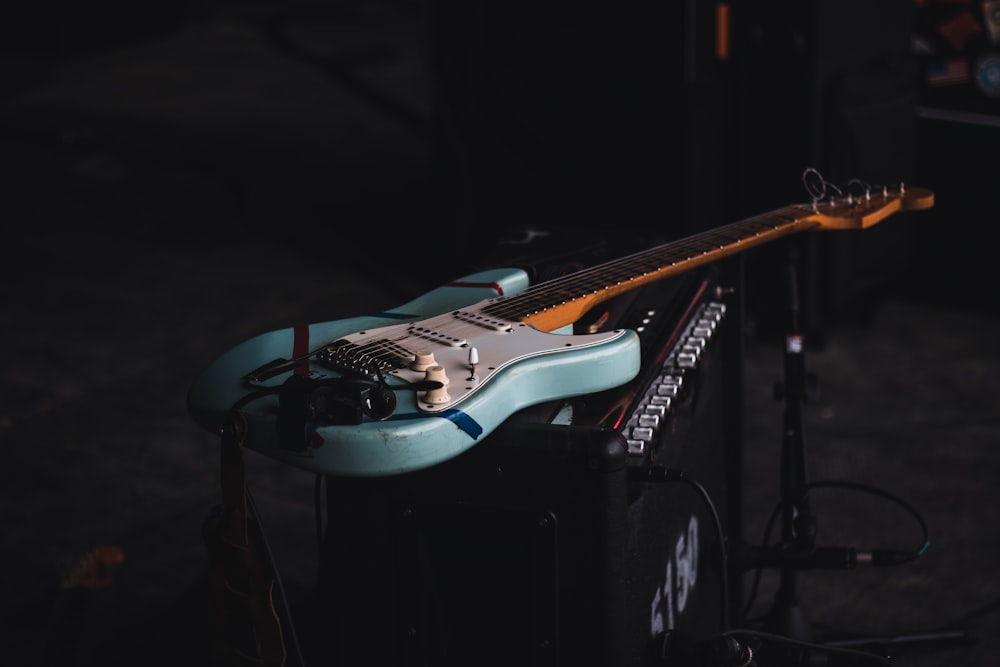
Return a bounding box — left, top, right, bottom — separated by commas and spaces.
486, 208, 805, 321
335, 209, 804, 374
498, 187, 900, 321
333, 209, 809, 370
485, 186, 900, 322
325, 191, 902, 376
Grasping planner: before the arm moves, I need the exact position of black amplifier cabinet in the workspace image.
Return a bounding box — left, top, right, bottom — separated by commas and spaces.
315, 260, 744, 667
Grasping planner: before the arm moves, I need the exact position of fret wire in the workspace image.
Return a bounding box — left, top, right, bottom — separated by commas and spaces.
485, 212, 804, 320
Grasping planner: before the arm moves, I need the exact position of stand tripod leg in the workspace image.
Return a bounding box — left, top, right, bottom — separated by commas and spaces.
825, 629, 970, 654
762, 246, 816, 643
202, 410, 290, 667
764, 571, 811, 642
749, 246, 968, 664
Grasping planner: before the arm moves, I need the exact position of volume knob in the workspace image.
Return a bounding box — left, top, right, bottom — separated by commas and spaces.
423, 365, 451, 404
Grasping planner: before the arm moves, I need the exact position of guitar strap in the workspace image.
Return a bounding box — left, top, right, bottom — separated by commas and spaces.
202, 410, 289, 667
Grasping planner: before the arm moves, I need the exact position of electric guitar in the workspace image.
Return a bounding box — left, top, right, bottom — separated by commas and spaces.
187, 180, 934, 477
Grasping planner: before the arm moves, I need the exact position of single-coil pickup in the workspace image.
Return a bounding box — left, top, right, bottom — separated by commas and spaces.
406, 325, 467, 347
452, 310, 514, 332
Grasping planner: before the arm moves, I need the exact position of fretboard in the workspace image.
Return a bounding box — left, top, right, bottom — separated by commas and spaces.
483, 206, 817, 332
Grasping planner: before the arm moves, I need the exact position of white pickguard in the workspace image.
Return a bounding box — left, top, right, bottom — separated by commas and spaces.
336, 302, 624, 413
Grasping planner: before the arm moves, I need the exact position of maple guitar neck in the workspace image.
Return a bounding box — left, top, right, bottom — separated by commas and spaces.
492, 186, 934, 333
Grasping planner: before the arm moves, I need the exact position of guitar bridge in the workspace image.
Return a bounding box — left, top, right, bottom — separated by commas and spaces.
315, 339, 409, 377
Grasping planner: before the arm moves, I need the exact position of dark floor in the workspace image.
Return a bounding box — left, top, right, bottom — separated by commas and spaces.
2, 4, 999, 667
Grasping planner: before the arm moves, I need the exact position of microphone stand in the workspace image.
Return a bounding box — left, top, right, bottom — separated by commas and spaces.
763, 245, 817, 642
749, 247, 970, 664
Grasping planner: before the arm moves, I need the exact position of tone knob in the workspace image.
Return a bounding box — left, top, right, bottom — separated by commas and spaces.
410, 350, 437, 372
423, 365, 451, 404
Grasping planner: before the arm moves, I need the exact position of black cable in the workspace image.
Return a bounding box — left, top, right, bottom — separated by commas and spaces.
741, 478, 931, 618
314, 472, 325, 557
679, 472, 729, 631
681, 472, 733, 632
246, 488, 308, 667
802, 479, 930, 554
725, 627, 892, 666
218, 387, 309, 663
634, 466, 731, 632
229, 385, 282, 412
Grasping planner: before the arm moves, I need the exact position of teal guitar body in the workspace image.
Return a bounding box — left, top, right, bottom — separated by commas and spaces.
187, 180, 934, 477
187, 267, 640, 477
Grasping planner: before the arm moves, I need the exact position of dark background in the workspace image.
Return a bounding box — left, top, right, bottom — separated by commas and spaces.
2, 1, 999, 666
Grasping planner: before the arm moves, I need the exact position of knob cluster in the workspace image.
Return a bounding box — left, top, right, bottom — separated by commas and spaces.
624, 300, 727, 458
410, 350, 451, 404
